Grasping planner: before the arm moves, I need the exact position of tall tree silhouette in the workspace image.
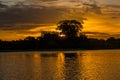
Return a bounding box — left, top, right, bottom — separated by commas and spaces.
56, 20, 83, 37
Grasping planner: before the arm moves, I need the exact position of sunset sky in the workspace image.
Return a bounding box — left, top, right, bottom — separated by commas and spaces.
0, 0, 120, 40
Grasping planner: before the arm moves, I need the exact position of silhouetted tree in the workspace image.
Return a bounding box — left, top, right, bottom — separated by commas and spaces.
23, 36, 37, 49
106, 37, 119, 49
56, 20, 83, 37
0, 20, 120, 50
40, 31, 60, 48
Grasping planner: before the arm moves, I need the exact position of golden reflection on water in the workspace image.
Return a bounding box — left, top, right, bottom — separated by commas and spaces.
56, 52, 65, 80
79, 52, 99, 80
0, 50, 120, 80
32, 53, 41, 80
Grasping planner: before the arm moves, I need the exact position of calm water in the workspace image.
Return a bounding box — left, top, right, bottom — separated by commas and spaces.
0, 50, 120, 80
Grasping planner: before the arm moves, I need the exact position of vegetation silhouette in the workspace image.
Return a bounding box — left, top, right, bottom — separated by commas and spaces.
0, 20, 120, 51
57, 20, 83, 38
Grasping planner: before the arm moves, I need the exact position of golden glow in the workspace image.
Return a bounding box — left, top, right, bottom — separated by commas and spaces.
57, 52, 65, 63
28, 25, 57, 32
78, 52, 99, 78
0, 30, 22, 41
55, 52, 65, 79
83, 14, 117, 33
33, 53, 41, 58
59, 34, 66, 37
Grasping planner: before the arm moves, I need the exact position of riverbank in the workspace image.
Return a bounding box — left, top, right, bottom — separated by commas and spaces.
0, 48, 120, 52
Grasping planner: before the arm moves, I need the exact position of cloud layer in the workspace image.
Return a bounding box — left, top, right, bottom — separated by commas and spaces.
0, 0, 102, 30
0, 0, 120, 40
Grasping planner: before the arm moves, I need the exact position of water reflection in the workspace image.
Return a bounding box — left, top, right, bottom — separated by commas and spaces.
0, 50, 120, 80
56, 52, 65, 80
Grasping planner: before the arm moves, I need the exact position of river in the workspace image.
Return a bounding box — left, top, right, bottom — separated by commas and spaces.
0, 50, 120, 80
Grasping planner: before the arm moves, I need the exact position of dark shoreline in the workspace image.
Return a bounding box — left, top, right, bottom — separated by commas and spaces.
0, 49, 120, 52
1, 36, 120, 52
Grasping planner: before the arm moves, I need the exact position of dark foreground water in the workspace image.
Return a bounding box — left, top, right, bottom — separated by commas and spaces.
0, 50, 120, 80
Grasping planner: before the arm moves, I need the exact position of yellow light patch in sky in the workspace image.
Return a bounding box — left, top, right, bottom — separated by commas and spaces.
0, 30, 22, 41
28, 25, 57, 32
83, 13, 120, 34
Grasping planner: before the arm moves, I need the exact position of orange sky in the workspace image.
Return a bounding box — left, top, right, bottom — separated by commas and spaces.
0, 0, 120, 40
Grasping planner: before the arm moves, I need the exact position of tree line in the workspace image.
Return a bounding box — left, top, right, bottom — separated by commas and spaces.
0, 20, 120, 51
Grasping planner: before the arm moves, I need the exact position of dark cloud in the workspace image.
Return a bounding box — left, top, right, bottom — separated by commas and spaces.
112, 14, 120, 18
0, 0, 118, 32
75, 0, 102, 14
84, 31, 110, 36
111, 34, 120, 38
82, 3, 102, 14
0, 5, 65, 30
0, 2, 87, 30
0, 1, 8, 8
84, 32, 120, 39
105, 4, 120, 8
83, 31, 110, 39
101, 4, 120, 15
0, 23, 54, 30
0, 24, 38, 30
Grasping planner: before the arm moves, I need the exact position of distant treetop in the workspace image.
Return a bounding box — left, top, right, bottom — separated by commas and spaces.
56, 20, 83, 37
